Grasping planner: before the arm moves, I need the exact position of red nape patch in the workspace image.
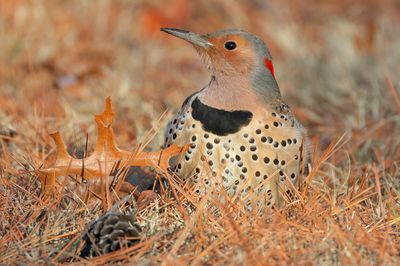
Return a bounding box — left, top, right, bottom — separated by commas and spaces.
264, 58, 275, 79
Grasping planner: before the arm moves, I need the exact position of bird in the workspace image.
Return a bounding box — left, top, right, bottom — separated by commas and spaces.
161, 28, 311, 208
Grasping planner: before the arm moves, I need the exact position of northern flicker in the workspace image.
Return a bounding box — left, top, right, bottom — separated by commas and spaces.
162, 28, 311, 207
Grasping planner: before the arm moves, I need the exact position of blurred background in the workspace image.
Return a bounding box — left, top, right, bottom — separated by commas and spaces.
0, 0, 399, 160
1, 2, 399, 264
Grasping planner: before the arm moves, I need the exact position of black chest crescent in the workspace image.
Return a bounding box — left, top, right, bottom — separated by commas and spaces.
191, 97, 253, 136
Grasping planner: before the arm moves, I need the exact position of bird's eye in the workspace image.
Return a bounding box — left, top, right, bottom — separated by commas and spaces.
224, 41, 237, 50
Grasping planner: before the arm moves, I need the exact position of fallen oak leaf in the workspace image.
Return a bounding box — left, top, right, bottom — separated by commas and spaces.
37, 97, 189, 197
38, 133, 187, 191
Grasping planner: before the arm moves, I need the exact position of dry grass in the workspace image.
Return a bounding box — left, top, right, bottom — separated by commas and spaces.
0, 0, 399, 265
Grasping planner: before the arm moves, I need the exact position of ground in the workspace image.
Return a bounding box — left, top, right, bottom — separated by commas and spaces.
0, 0, 399, 265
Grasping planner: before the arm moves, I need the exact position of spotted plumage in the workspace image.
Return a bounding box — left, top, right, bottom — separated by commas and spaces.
161, 28, 311, 207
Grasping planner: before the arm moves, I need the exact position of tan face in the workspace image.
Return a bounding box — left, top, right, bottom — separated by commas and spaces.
203, 34, 258, 74
160, 28, 262, 75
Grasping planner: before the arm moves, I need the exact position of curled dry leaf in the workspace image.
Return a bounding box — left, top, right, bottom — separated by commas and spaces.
137, 190, 158, 210
37, 97, 188, 198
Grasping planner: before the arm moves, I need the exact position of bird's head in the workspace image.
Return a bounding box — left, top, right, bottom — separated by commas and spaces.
161, 28, 280, 102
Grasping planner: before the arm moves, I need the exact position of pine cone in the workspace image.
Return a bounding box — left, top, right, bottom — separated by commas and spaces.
79, 210, 141, 258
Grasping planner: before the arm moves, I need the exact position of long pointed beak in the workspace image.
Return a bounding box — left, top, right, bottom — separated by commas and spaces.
161, 28, 213, 49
